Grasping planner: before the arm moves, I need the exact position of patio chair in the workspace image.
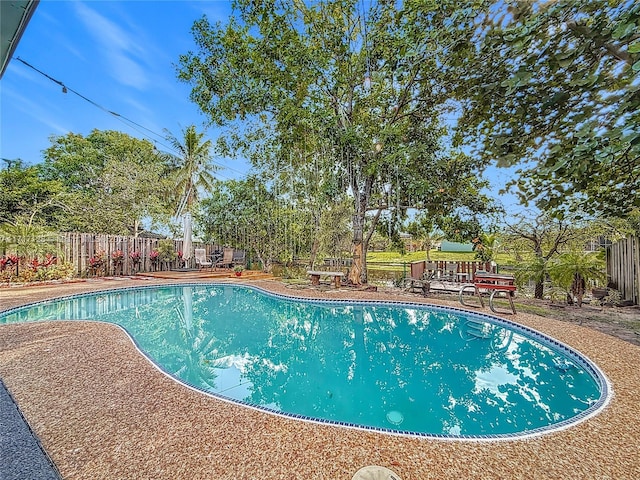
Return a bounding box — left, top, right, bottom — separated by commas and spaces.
424, 262, 439, 280
215, 247, 234, 270
401, 261, 430, 296
232, 249, 246, 267
194, 248, 213, 270
441, 262, 458, 282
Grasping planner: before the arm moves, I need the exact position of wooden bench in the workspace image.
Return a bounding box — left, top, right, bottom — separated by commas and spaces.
459, 273, 517, 314
307, 270, 345, 288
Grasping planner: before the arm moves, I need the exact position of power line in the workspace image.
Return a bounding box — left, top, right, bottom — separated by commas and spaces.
14, 57, 247, 180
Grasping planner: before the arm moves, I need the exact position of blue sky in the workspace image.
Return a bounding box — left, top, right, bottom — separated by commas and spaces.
1, 0, 249, 180
1, 0, 521, 211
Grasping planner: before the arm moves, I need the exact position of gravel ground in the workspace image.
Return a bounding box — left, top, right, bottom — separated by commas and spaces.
0, 276, 639, 480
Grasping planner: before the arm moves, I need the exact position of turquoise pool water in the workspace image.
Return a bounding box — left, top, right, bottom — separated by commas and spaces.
0, 284, 609, 439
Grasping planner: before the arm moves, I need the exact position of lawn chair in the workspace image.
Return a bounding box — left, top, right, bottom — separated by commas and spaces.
424, 262, 439, 280
194, 248, 213, 270
215, 247, 234, 270
441, 262, 458, 282
402, 261, 430, 296
232, 250, 246, 267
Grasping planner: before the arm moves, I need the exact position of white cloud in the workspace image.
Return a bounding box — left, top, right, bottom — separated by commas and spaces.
3, 87, 69, 135
72, 2, 149, 89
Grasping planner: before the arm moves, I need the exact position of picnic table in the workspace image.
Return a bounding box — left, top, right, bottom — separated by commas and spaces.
459, 273, 517, 314
307, 270, 344, 288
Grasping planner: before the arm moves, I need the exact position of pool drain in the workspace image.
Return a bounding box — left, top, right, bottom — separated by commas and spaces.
352, 465, 402, 480
386, 410, 404, 426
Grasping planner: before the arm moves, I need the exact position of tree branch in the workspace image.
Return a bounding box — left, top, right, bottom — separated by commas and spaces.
566, 21, 633, 66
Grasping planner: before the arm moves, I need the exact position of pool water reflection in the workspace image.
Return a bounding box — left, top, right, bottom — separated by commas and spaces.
0, 284, 609, 438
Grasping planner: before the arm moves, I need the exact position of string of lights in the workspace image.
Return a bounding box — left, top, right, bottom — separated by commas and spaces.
14, 57, 247, 181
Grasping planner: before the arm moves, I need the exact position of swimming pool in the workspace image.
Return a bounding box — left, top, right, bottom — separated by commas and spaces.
0, 283, 610, 439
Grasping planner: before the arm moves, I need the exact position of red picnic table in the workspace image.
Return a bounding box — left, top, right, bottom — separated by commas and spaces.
459, 272, 517, 315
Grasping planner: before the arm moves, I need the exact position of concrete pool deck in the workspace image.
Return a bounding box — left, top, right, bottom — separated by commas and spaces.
0, 277, 639, 479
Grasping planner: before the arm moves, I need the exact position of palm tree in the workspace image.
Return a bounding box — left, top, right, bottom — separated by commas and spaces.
164, 125, 218, 213
549, 251, 606, 307
405, 215, 445, 261
164, 125, 218, 261
514, 255, 549, 300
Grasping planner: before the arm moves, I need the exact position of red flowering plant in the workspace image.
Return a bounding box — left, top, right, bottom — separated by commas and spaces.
89, 251, 106, 269
41, 253, 57, 267
129, 251, 141, 265
29, 258, 41, 272
111, 250, 125, 265
149, 249, 159, 263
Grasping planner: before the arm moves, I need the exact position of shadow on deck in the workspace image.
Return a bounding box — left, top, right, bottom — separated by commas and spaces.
141, 269, 275, 281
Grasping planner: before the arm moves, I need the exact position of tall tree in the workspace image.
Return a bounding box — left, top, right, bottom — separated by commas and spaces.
503, 211, 599, 299
453, 0, 640, 217
178, 0, 494, 284
42, 130, 172, 234
0, 159, 67, 226
164, 125, 217, 214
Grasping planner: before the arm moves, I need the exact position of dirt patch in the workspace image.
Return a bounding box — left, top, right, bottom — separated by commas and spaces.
514, 299, 640, 346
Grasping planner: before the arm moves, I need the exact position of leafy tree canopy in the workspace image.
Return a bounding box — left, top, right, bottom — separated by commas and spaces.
178, 0, 498, 283
0, 159, 67, 226
453, 0, 639, 217
41, 130, 174, 234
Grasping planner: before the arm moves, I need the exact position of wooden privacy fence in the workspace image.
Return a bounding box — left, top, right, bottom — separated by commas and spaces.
53, 233, 218, 277
607, 236, 639, 305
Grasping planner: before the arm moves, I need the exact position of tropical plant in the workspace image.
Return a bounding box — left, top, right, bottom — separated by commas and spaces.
513, 255, 549, 300
88, 251, 106, 276
129, 251, 142, 265
164, 125, 217, 214
111, 250, 125, 265
157, 239, 177, 263
503, 211, 588, 299
0, 221, 59, 276
472, 233, 498, 263
549, 251, 606, 307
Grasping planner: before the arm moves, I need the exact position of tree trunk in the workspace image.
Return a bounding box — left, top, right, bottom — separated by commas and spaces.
347, 179, 382, 286
346, 163, 376, 286
309, 219, 320, 270
349, 208, 368, 285
252, 245, 272, 273
572, 273, 586, 307
534, 280, 544, 299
